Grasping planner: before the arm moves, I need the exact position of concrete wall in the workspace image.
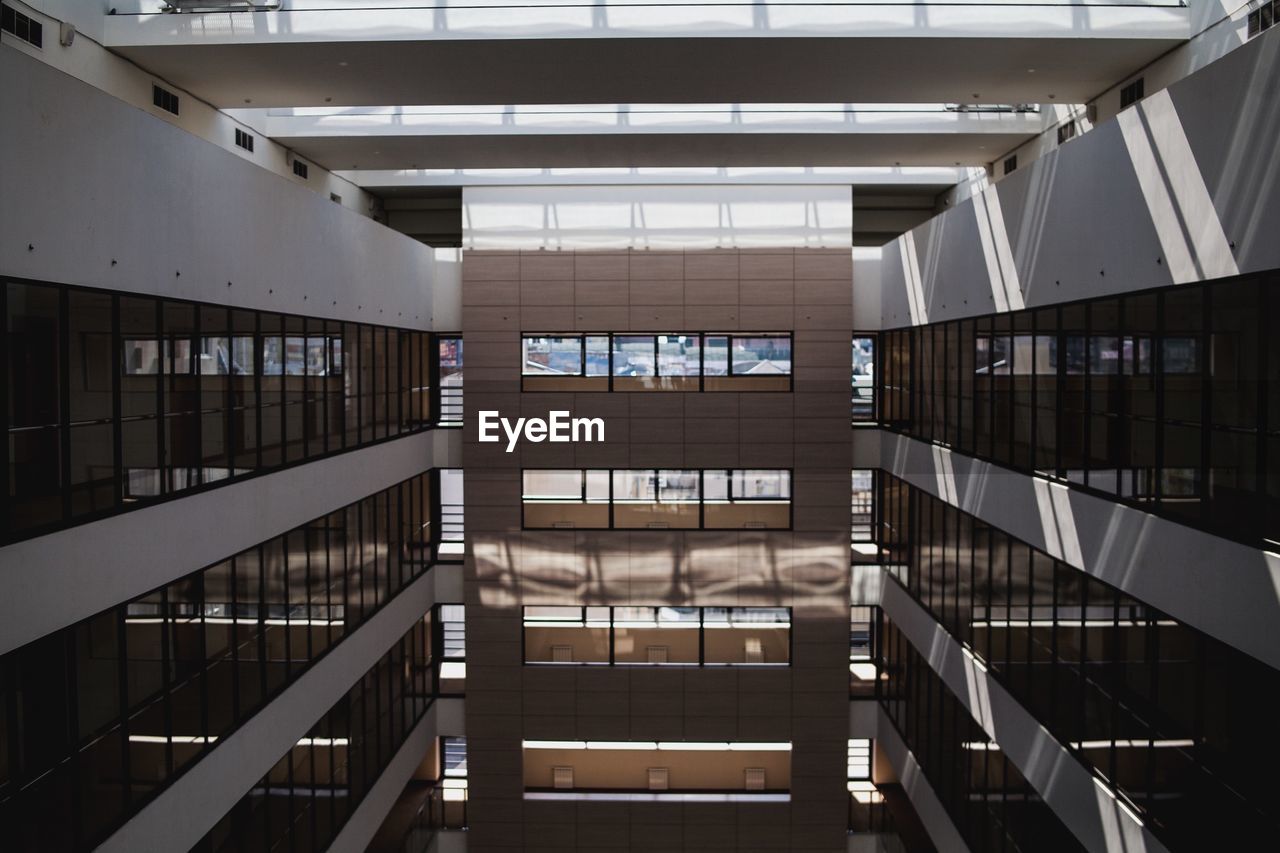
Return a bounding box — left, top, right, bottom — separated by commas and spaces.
7, 3, 378, 216
880, 28, 1280, 328
0, 45, 433, 326
461, 239, 854, 851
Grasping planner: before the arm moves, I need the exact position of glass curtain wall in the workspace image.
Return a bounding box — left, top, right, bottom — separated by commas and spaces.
194, 617, 433, 853
877, 270, 1280, 548
3, 278, 436, 544
880, 617, 1084, 853
0, 472, 436, 851
878, 472, 1280, 848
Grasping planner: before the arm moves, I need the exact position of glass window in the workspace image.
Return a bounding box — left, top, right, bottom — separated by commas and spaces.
704, 607, 790, 665
732, 336, 791, 376
852, 335, 876, 421
585, 335, 611, 377
612, 469, 656, 501
614, 606, 698, 665
732, 470, 790, 500
657, 335, 699, 376
522, 335, 581, 376
704, 336, 729, 375
522, 470, 585, 501
658, 470, 700, 502
612, 336, 655, 376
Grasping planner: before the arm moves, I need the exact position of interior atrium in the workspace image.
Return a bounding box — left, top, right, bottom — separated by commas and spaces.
1, 2, 1278, 852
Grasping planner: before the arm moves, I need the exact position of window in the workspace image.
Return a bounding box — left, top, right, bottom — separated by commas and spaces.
731, 335, 791, 376
2, 471, 440, 848
524, 606, 791, 666
152, 84, 179, 115
852, 335, 876, 421
848, 607, 879, 697
1, 3, 42, 47
1057, 119, 1076, 145
234, 128, 254, 152
2, 277, 446, 544
522, 469, 791, 529
879, 472, 1280, 847
520, 333, 792, 391
436, 335, 463, 426
1248, 2, 1276, 37
1119, 77, 1145, 109
197, 617, 433, 853
1003, 154, 1017, 175
523, 740, 791, 798
851, 470, 877, 561
880, 618, 1081, 852
522, 335, 583, 376
292, 159, 309, 179
877, 270, 1280, 549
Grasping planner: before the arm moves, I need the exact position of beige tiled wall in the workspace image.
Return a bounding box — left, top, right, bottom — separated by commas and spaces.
463, 249, 853, 852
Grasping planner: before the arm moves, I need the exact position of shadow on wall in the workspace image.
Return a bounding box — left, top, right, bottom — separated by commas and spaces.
470, 531, 849, 617
879, 31, 1280, 326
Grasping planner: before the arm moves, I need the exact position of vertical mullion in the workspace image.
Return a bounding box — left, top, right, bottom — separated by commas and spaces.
59, 286, 72, 521
111, 295, 123, 510
193, 305, 203, 486
115, 605, 133, 808
64, 629, 84, 847
257, 545, 269, 704
230, 554, 242, 720
1154, 291, 1166, 505
155, 300, 166, 494
253, 312, 263, 471
223, 307, 236, 478
0, 280, 8, 532
196, 572, 210, 749
356, 325, 364, 445
160, 587, 175, 775
1199, 286, 1212, 524
1030, 311, 1038, 473
1256, 281, 1269, 546
1055, 306, 1065, 479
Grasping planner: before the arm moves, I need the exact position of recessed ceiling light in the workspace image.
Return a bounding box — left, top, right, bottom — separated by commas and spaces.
244, 98, 251, 104
325, 97, 333, 102
1048, 94, 1056, 99
1027, 68, 1036, 73
338, 61, 349, 67
972, 93, 980, 99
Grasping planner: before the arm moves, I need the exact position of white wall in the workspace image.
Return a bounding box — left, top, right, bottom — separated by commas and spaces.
0, 45, 434, 326
880, 28, 1280, 327
8, 1, 377, 217
463, 185, 853, 250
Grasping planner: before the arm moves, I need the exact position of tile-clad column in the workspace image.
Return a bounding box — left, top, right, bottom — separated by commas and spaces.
463, 248, 853, 852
